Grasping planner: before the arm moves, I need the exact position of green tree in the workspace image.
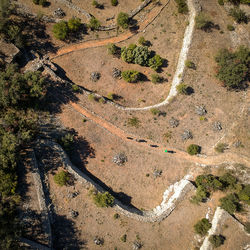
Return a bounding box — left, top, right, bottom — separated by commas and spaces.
174, 0, 188, 14
117, 12, 129, 29
111, 0, 118, 6
148, 54, 163, 71
219, 193, 241, 214
229, 7, 248, 23
176, 83, 189, 95
52, 21, 69, 40
209, 235, 225, 248
54, 171, 70, 186
195, 13, 212, 31
151, 74, 163, 83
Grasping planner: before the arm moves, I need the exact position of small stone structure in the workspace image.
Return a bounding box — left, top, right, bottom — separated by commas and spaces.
90, 71, 101, 82
181, 130, 193, 140
112, 68, 121, 79
195, 105, 207, 116
169, 117, 179, 128
213, 121, 222, 131
0, 40, 20, 64
113, 153, 127, 166
53, 8, 66, 18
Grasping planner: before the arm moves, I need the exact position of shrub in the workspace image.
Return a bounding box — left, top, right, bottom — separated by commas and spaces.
107, 92, 115, 100
219, 173, 237, 189
89, 17, 101, 30
185, 60, 196, 69
138, 36, 147, 46
39, 0, 47, 6
195, 13, 212, 31
99, 97, 106, 104
52, 21, 69, 40
150, 108, 160, 115
68, 17, 81, 32
176, 83, 189, 95
122, 70, 140, 83
127, 117, 140, 127
107, 43, 119, 56
121, 234, 127, 242
218, 0, 224, 5
91, 191, 115, 207
215, 46, 250, 89
54, 171, 69, 186
219, 193, 241, 214
151, 74, 164, 83
133, 46, 151, 66
148, 54, 163, 71
113, 213, 120, 219
174, 0, 188, 14
33, 0, 39, 4
121, 44, 137, 63
72, 84, 80, 92
229, 8, 248, 23
227, 24, 235, 31
111, 0, 118, 6
117, 12, 129, 29
214, 143, 227, 153
88, 93, 97, 101
92, 0, 100, 8
191, 186, 208, 204
194, 218, 212, 236
57, 133, 74, 152
187, 144, 201, 155
209, 235, 225, 248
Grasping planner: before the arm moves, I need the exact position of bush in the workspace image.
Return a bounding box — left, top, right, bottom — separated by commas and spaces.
150, 108, 160, 115
187, 144, 201, 155
219, 173, 237, 189
151, 74, 164, 83
238, 184, 250, 204
107, 92, 115, 100
194, 218, 212, 236
133, 46, 151, 66
89, 17, 101, 30
227, 24, 235, 31
127, 117, 140, 127
92, 0, 102, 8
72, 84, 80, 92
68, 17, 81, 32
191, 185, 208, 204
244, 222, 250, 234
111, 0, 118, 6
121, 44, 137, 63
54, 171, 69, 186
91, 190, 115, 207
174, 0, 188, 14
185, 60, 196, 69
122, 70, 140, 83
209, 235, 225, 248
215, 46, 250, 89
117, 12, 129, 29
219, 193, 241, 214
214, 143, 227, 153
107, 43, 119, 56
39, 0, 47, 6
33, 0, 39, 4
195, 13, 212, 31
218, 0, 224, 5
113, 213, 120, 219
176, 83, 189, 95
52, 21, 69, 40
229, 8, 248, 23
148, 54, 163, 71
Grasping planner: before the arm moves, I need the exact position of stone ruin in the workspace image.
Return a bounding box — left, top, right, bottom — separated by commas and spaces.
153, 169, 162, 178
112, 68, 121, 79
169, 117, 179, 128
53, 8, 66, 18
195, 105, 207, 116
181, 130, 193, 140
113, 153, 127, 166
133, 241, 142, 250
90, 71, 101, 82
213, 121, 222, 131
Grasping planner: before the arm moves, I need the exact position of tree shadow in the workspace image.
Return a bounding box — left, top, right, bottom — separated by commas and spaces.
52, 214, 87, 250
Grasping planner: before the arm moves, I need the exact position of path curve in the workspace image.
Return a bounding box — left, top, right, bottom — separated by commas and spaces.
51, 0, 197, 111
69, 101, 250, 166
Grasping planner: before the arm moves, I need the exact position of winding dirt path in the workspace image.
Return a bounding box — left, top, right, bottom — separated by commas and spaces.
70, 101, 250, 166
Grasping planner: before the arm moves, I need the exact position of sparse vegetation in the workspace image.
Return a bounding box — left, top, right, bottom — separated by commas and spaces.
229, 8, 248, 24
54, 170, 70, 186
227, 24, 235, 31
150, 108, 160, 115
111, 0, 118, 6
195, 13, 213, 31
52, 21, 69, 40
151, 74, 164, 84
121, 234, 127, 242
89, 17, 101, 30
107, 43, 120, 56
127, 117, 140, 127
194, 218, 212, 236
185, 60, 196, 69
177, 83, 189, 95
215, 143, 228, 153
219, 193, 241, 214
174, 0, 188, 14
